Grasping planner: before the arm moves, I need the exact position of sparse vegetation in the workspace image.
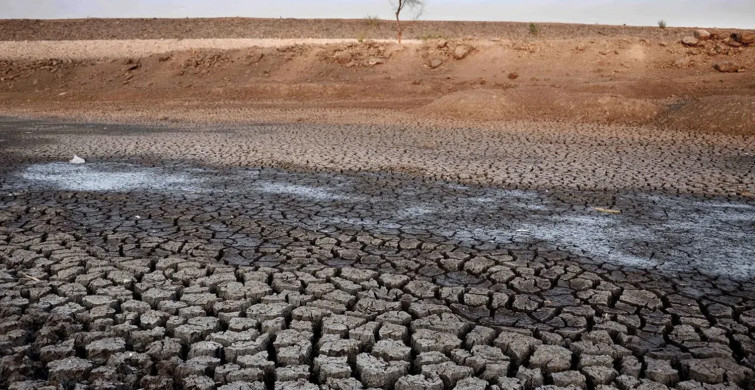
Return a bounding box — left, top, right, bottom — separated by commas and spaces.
357, 33, 366, 43
658, 19, 667, 29
420, 31, 445, 41
529, 22, 540, 36
391, 0, 425, 43
364, 15, 380, 28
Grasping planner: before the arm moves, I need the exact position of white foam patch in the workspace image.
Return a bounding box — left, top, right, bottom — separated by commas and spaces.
255, 182, 346, 201
21, 163, 198, 192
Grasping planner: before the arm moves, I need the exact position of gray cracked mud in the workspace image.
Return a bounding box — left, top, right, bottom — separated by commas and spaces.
8, 161, 755, 279
1, 121, 754, 390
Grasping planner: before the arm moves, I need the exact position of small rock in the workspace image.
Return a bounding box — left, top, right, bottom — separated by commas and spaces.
453, 45, 472, 60
508, 72, 519, 80
124, 63, 140, 72
732, 31, 755, 45
335, 51, 352, 65
682, 36, 699, 46
69, 155, 85, 164
429, 58, 444, 69
694, 29, 711, 41
673, 58, 693, 68
714, 61, 740, 73
368, 57, 385, 66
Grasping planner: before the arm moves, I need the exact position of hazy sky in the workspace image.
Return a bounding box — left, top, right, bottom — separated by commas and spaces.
2, 0, 754, 28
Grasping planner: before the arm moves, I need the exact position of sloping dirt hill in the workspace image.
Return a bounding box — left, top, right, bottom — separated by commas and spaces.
0, 17, 697, 41
0, 19, 753, 134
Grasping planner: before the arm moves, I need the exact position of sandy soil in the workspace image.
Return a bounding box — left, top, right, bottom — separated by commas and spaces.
0, 39, 422, 60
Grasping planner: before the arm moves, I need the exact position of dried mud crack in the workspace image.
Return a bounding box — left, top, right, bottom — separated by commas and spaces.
0, 119, 754, 390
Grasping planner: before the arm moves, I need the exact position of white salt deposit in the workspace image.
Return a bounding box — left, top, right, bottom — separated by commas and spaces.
255, 182, 346, 201
21, 163, 197, 192
15, 162, 755, 279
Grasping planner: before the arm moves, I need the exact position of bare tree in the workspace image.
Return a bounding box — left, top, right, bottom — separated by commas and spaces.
392, 0, 424, 43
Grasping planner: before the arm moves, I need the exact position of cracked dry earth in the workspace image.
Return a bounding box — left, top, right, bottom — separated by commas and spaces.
0, 119, 754, 390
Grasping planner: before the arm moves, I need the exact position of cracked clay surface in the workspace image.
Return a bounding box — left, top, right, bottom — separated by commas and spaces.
0, 118, 753, 390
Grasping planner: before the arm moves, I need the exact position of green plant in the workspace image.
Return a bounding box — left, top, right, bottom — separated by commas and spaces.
529, 22, 540, 36
658, 19, 667, 29
365, 15, 380, 27
357, 33, 366, 43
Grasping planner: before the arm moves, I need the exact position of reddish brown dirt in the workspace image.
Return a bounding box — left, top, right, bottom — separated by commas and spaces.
0, 17, 706, 41
0, 18, 754, 134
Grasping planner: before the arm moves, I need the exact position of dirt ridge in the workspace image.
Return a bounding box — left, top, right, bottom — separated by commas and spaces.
0, 17, 717, 41
1, 20, 753, 134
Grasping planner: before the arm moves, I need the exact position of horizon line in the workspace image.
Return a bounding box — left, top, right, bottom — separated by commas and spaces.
1, 16, 751, 30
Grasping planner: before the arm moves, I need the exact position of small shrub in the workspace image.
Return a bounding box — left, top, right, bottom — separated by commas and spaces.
529, 22, 540, 36
357, 33, 366, 43
658, 19, 667, 29
365, 15, 380, 28
420, 31, 445, 40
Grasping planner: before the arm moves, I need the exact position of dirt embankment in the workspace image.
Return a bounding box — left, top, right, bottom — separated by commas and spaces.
1, 19, 754, 134
0, 17, 696, 41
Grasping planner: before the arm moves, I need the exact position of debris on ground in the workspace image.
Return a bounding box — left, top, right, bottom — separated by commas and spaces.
714, 61, 741, 73
595, 208, 622, 214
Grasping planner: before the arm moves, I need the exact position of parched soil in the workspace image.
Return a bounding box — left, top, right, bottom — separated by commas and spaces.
1, 26, 754, 134
0, 18, 754, 390
1, 119, 755, 390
